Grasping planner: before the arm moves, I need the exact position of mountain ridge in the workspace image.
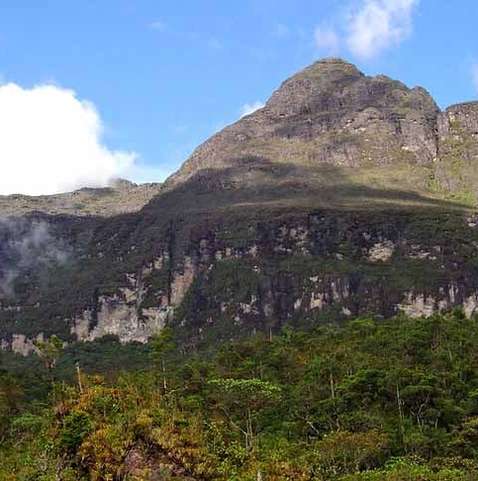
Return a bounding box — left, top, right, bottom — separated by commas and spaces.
0, 178, 163, 217
3, 58, 478, 217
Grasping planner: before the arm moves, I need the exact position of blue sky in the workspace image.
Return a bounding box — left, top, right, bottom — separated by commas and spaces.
0, 0, 477, 194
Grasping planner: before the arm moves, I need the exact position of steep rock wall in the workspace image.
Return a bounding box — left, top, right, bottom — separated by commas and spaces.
4, 209, 478, 353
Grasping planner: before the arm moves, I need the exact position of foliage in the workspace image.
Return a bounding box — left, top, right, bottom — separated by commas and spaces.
3, 312, 478, 479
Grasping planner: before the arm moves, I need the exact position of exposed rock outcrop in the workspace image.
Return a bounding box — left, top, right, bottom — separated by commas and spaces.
435, 102, 478, 198
5, 208, 478, 353
167, 59, 440, 195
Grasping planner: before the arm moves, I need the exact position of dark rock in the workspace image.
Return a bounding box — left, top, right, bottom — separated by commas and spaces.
167, 58, 440, 193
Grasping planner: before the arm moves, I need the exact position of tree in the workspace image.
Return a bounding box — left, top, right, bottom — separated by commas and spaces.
35, 335, 63, 372
34, 335, 63, 393
208, 377, 281, 450
150, 327, 176, 393
314, 429, 389, 476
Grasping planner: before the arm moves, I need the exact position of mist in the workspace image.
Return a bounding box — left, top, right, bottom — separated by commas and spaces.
0, 217, 70, 300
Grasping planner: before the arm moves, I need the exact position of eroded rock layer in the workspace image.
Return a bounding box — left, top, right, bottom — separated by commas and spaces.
3, 208, 478, 353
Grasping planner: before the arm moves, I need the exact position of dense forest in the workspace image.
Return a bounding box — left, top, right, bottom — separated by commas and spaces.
2, 311, 478, 480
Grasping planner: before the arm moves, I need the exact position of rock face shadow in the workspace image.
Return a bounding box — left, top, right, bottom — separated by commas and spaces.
146, 158, 467, 216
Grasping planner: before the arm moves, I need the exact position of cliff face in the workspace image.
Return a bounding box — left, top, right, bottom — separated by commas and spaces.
3, 207, 478, 354
66, 210, 478, 347
436, 102, 478, 200
2, 59, 478, 354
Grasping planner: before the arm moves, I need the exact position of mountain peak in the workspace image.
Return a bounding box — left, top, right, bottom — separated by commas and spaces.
166, 58, 443, 203
297, 57, 363, 75
264, 58, 365, 118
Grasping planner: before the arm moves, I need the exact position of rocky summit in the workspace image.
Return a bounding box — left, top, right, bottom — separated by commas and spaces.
2, 58, 478, 355
166, 58, 477, 209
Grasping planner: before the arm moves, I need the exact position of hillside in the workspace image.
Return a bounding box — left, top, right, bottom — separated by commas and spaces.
3, 57, 478, 480
0, 179, 163, 217
1, 58, 478, 356
3, 312, 478, 480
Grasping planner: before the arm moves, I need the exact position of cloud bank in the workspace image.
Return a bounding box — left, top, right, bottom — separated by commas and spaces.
314, 0, 419, 60
0, 83, 137, 196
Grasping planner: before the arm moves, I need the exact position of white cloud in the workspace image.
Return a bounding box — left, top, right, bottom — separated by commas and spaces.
314, 26, 340, 55
346, 0, 419, 59
240, 101, 265, 118
472, 63, 478, 93
0, 83, 137, 195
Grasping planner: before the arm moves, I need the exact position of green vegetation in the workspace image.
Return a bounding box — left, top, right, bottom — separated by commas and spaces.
3, 312, 478, 479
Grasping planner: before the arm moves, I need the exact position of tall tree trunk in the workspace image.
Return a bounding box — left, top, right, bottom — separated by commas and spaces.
162, 359, 167, 393
76, 362, 83, 393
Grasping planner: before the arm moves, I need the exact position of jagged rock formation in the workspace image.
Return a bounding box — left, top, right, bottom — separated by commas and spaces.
2, 58, 478, 354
